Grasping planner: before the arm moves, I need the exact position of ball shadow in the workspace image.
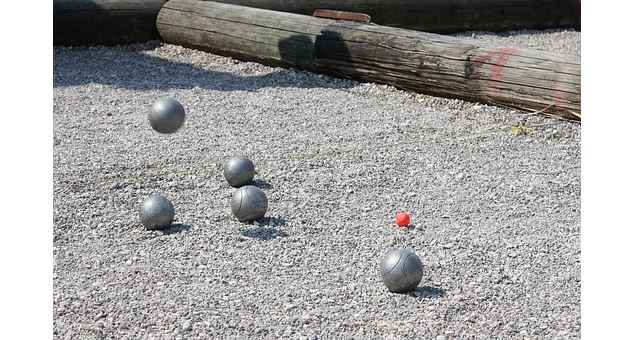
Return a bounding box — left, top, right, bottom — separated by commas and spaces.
409, 285, 447, 299
259, 216, 287, 227
395, 224, 416, 230
161, 223, 192, 235
241, 227, 288, 240
252, 178, 273, 190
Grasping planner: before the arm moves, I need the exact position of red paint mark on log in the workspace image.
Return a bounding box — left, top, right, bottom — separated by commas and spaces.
472, 47, 519, 82
490, 48, 517, 81
312, 9, 371, 23
554, 90, 565, 105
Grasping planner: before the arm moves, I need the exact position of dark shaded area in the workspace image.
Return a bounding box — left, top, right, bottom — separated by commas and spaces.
259, 216, 287, 227
277, 34, 317, 70
210, 0, 580, 33
312, 29, 356, 80
394, 224, 416, 230
410, 285, 447, 299
53, 42, 353, 91
161, 223, 191, 235
240, 216, 288, 240
241, 227, 289, 240
54, 0, 167, 45
252, 179, 273, 190
54, 0, 580, 47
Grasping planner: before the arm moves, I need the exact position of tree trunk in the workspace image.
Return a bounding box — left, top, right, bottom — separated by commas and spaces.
157, 0, 580, 119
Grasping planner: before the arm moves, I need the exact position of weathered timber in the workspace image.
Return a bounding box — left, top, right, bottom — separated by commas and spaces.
54, 0, 167, 45
157, 1, 580, 119
209, 0, 581, 33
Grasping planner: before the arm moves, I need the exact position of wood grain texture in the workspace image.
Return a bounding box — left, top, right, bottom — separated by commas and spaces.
208, 0, 581, 33
54, 0, 167, 45
157, 0, 580, 119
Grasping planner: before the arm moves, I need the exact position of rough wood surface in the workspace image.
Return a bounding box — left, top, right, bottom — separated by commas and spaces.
54, 0, 167, 45
157, 0, 580, 119
208, 0, 581, 33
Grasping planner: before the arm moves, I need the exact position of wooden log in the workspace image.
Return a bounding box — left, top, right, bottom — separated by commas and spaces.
157, 0, 580, 119
54, 0, 167, 45
208, 0, 581, 33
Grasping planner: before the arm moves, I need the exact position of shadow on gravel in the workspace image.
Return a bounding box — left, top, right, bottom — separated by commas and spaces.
161, 223, 191, 235
53, 41, 354, 92
410, 286, 447, 299
241, 226, 288, 240
252, 179, 273, 190
259, 216, 287, 227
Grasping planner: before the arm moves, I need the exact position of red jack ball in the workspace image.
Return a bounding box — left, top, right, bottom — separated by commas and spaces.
395, 211, 411, 227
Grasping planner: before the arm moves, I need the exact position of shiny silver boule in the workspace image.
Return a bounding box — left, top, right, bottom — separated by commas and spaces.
230, 185, 268, 222
148, 98, 185, 134
223, 155, 255, 187
380, 249, 423, 293
139, 195, 175, 230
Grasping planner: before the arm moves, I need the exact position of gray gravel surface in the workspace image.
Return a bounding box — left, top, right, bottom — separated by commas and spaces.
54, 29, 580, 339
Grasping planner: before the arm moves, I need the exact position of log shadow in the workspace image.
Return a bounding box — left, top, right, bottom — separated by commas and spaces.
54, 39, 355, 91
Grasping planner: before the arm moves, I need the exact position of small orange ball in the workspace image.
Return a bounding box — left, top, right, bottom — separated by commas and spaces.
395, 211, 410, 227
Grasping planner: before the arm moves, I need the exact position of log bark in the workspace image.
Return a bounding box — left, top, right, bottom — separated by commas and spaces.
157, 0, 580, 120
209, 0, 581, 33
54, 0, 167, 45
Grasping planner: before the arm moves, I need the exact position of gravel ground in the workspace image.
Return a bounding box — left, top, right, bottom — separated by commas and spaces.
54, 29, 580, 339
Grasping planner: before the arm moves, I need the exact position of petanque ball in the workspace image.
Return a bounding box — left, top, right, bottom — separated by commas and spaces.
139, 195, 175, 230
379, 249, 423, 293
148, 98, 186, 134
223, 155, 255, 187
230, 185, 268, 222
